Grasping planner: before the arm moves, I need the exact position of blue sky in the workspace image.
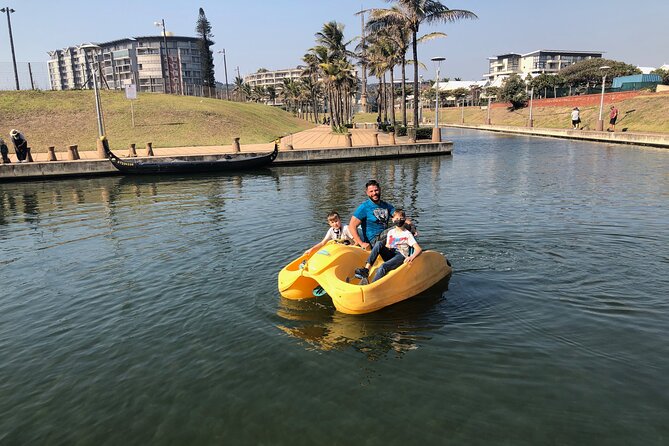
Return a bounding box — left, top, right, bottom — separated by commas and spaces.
1, 0, 668, 87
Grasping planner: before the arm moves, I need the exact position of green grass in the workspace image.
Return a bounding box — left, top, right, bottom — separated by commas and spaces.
0, 90, 315, 152
353, 93, 669, 133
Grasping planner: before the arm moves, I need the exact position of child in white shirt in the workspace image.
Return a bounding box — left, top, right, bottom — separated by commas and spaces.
355, 209, 422, 282
304, 211, 354, 256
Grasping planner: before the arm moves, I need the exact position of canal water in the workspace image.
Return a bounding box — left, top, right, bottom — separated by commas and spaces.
1, 129, 668, 445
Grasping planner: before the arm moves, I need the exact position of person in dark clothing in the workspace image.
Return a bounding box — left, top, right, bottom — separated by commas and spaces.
10, 129, 29, 162
0, 138, 10, 163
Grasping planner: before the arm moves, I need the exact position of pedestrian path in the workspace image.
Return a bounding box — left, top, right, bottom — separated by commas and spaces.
4, 125, 411, 163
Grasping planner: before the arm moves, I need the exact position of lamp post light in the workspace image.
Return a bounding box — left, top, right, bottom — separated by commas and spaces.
1, 7, 19, 90
154, 19, 173, 94
431, 56, 445, 142
597, 65, 611, 131
79, 44, 106, 158
528, 87, 534, 128
217, 49, 230, 100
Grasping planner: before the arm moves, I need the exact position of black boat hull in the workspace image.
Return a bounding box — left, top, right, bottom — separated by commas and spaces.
103, 138, 278, 174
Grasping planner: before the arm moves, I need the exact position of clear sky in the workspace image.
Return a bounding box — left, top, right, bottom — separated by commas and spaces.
1, 0, 668, 88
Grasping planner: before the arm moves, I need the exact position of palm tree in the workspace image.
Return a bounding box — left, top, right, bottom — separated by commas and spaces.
368, 1, 477, 129
266, 85, 277, 105
305, 21, 356, 130
232, 76, 245, 101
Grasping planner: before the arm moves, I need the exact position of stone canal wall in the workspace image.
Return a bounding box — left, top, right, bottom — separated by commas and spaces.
0, 141, 453, 182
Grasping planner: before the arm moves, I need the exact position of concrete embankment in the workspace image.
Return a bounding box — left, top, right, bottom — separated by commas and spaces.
0, 141, 452, 182
445, 124, 669, 148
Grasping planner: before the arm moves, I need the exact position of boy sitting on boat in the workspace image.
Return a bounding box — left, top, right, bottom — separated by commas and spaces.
304, 211, 355, 257
355, 209, 422, 283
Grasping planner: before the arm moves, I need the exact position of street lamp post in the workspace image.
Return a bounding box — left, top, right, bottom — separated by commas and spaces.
597, 65, 611, 131
79, 44, 106, 158
431, 56, 445, 142
1, 7, 19, 90
217, 49, 230, 100
154, 19, 173, 94
528, 87, 534, 128
486, 96, 492, 125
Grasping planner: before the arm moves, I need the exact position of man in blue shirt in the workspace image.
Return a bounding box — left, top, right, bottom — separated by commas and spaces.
349, 179, 395, 250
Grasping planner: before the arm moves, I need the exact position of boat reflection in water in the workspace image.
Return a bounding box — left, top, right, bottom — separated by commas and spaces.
276, 275, 452, 359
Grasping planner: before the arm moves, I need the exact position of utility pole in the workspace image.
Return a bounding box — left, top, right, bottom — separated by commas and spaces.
155, 19, 173, 94
28, 62, 34, 90
1, 7, 19, 90
218, 49, 230, 100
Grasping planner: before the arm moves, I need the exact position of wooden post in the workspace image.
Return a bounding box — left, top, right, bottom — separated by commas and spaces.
47, 146, 57, 161
389, 132, 396, 145
345, 133, 352, 147
128, 143, 137, 157
232, 137, 241, 153
146, 142, 154, 157
68, 145, 80, 160
372, 133, 379, 146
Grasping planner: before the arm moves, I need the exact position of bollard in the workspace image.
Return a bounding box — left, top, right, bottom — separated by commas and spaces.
128, 143, 137, 157
389, 132, 396, 145
47, 146, 57, 161
232, 137, 241, 153
26, 147, 34, 162
372, 133, 379, 146
146, 142, 154, 157
345, 133, 353, 147
96, 138, 106, 159
286, 144, 294, 150
364, 123, 368, 129
432, 127, 441, 142
68, 145, 80, 160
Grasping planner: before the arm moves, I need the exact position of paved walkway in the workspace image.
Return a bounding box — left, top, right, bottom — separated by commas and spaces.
6, 125, 411, 163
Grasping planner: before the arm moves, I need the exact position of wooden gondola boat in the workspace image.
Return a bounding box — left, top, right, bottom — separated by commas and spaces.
101, 137, 278, 174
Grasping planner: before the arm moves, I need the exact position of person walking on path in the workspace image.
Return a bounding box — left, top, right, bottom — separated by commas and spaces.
608, 105, 619, 132
571, 107, 581, 130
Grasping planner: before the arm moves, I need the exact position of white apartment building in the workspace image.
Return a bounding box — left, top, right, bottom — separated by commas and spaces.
244, 67, 305, 89
48, 35, 205, 94
484, 50, 603, 85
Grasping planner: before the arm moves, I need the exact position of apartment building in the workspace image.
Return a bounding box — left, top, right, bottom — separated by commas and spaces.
484, 50, 603, 84
243, 67, 305, 89
48, 35, 204, 94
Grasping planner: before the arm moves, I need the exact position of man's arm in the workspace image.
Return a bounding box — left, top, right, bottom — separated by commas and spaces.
348, 215, 369, 249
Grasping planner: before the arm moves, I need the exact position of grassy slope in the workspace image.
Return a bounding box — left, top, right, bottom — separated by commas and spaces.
353, 93, 669, 133
0, 90, 314, 152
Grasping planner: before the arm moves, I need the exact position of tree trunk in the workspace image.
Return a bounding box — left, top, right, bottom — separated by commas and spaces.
390, 66, 396, 126
401, 58, 407, 127
412, 29, 419, 129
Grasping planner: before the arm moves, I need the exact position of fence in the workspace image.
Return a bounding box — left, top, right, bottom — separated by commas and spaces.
0, 61, 51, 90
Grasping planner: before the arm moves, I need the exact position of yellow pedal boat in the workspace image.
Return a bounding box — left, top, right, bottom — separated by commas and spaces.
277, 241, 452, 315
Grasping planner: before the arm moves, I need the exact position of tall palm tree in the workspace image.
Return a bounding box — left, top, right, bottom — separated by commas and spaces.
232, 76, 245, 101
368, 1, 477, 128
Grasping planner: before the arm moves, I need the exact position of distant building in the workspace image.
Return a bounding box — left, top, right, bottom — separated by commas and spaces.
48, 35, 206, 94
612, 73, 662, 90
244, 68, 305, 89
484, 50, 604, 84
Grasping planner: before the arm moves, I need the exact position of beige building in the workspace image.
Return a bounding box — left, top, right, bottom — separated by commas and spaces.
484, 50, 603, 84
244, 67, 305, 89
48, 36, 205, 94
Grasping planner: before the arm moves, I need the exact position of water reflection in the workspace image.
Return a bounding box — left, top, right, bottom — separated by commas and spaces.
276, 276, 452, 359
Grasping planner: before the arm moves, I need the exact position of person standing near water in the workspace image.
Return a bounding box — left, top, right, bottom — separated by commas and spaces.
571, 107, 581, 129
